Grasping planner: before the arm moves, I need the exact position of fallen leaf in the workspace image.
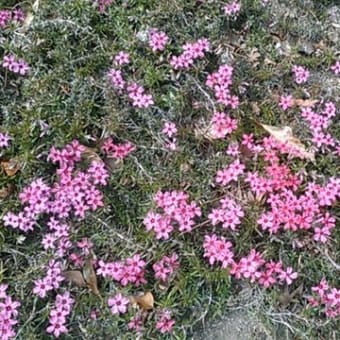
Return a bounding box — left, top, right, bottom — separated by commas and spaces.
63, 270, 87, 287
278, 284, 303, 308
83, 257, 100, 296
82, 146, 102, 163
0, 184, 15, 199
22, 13, 34, 30
1, 159, 22, 177
260, 123, 315, 161
293, 98, 318, 108
130, 292, 154, 310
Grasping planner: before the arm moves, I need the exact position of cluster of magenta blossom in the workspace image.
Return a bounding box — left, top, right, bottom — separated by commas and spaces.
215, 159, 245, 186
206, 64, 239, 109
33, 260, 64, 298
101, 137, 135, 160
108, 67, 154, 108
0, 284, 20, 340
331, 60, 340, 75
46, 291, 74, 338
155, 309, 175, 334
208, 196, 244, 231
95, 0, 113, 13
148, 29, 169, 52
0, 132, 11, 148
300, 101, 338, 151
308, 279, 340, 318
3, 140, 108, 235
223, 1, 241, 16
143, 190, 201, 239
2, 55, 30, 75
161, 121, 178, 150
169, 38, 210, 70
0, 8, 25, 28
292, 65, 310, 84
97, 254, 147, 287
153, 253, 179, 282
203, 238, 298, 288
108, 293, 130, 315
208, 112, 238, 139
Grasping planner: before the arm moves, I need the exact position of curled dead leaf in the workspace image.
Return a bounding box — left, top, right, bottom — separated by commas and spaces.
0, 184, 15, 199
82, 146, 102, 163
83, 257, 100, 296
292, 98, 318, 108
63, 270, 87, 287
130, 292, 154, 310
1, 159, 22, 177
260, 123, 315, 161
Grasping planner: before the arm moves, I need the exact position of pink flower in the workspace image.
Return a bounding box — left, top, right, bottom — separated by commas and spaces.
292, 65, 309, 84
153, 253, 179, 282
216, 159, 245, 185
224, 1, 241, 16
330, 60, 340, 75
278, 267, 298, 285
108, 293, 130, 315
107, 69, 125, 89
46, 316, 68, 338
156, 310, 175, 334
209, 112, 238, 139
149, 30, 169, 52
162, 122, 177, 138
0, 133, 11, 148
279, 95, 293, 110
114, 51, 130, 66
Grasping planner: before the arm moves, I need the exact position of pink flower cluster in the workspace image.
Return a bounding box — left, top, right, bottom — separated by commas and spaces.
155, 309, 175, 334
46, 291, 74, 338
209, 112, 238, 139
203, 239, 298, 288
95, 0, 113, 13
153, 253, 179, 282
101, 137, 135, 160
300, 102, 337, 150
108, 293, 130, 315
0, 8, 25, 28
0, 284, 20, 340
148, 29, 169, 52
143, 190, 201, 239
3, 141, 108, 235
309, 279, 340, 318
292, 65, 309, 84
231, 250, 298, 286
206, 64, 239, 108
127, 82, 154, 108
170, 38, 210, 69
223, 1, 241, 16
330, 60, 340, 75
2, 55, 30, 75
0, 132, 11, 148
215, 159, 245, 186
33, 260, 64, 298
162, 122, 178, 150
108, 63, 154, 108
208, 196, 244, 231
203, 234, 234, 268
97, 254, 147, 287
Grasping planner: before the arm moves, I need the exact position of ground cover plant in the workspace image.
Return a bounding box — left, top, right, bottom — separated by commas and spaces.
0, 0, 339, 339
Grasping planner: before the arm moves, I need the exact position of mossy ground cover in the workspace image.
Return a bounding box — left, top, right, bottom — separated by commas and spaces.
0, 0, 339, 339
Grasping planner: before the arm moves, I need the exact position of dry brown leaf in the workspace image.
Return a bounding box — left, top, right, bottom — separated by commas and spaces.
82, 146, 102, 163
0, 184, 15, 199
63, 270, 87, 287
83, 257, 100, 296
260, 123, 315, 161
1, 159, 21, 177
293, 98, 318, 108
130, 292, 154, 310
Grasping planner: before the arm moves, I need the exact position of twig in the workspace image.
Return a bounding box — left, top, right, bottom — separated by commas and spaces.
323, 248, 340, 271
